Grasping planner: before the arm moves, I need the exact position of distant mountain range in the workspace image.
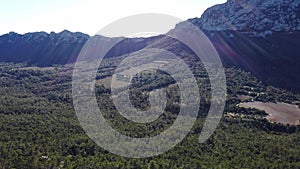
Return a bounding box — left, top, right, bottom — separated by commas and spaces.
0, 30, 88, 66
0, 0, 299, 92
0, 30, 160, 66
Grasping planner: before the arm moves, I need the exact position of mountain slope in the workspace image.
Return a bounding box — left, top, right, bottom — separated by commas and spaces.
207, 30, 300, 92
181, 0, 300, 92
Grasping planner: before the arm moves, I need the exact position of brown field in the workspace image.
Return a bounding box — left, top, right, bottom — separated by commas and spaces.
239, 102, 300, 125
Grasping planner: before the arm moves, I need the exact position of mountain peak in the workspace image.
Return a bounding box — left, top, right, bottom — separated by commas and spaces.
189, 0, 300, 37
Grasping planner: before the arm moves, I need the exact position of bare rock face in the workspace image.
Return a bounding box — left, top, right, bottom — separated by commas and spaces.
189, 0, 300, 37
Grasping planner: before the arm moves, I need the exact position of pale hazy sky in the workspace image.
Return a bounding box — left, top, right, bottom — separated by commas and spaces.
0, 0, 226, 35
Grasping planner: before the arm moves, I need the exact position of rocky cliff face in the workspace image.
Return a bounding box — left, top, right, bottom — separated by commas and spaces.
189, 0, 300, 37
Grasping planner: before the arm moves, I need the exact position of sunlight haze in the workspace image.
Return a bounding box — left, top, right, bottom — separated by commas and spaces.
0, 0, 226, 35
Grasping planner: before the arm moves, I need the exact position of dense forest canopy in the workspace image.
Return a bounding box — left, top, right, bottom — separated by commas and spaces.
0, 60, 299, 168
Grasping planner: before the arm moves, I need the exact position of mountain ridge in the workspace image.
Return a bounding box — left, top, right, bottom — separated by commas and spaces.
0, 30, 89, 66
0, 30, 160, 66
0, 0, 299, 92
188, 0, 300, 37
